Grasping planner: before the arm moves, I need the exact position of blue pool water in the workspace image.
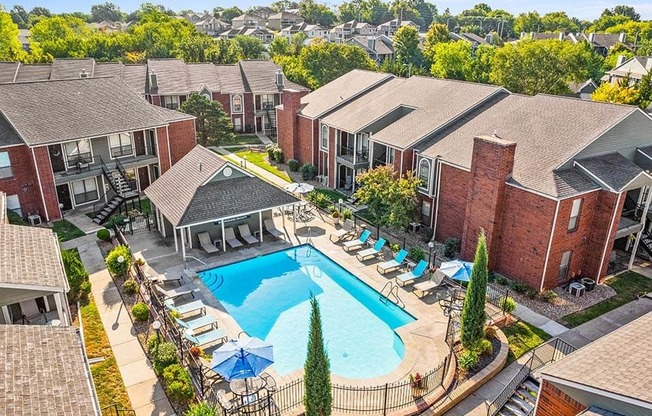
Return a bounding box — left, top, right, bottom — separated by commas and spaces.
198, 245, 415, 378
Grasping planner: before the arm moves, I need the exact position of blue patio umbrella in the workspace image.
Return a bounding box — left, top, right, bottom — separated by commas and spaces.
439, 260, 474, 282
211, 337, 274, 381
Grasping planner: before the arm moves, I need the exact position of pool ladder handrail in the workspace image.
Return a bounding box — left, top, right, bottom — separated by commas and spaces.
379, 282, 405, 309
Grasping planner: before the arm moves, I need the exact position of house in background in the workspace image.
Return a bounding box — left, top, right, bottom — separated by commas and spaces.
267, 11, 304, 31
219, 27, 275, 43
451, 32, 492, 45
346, 35, 394, 62
330, 20, 378, 42
602, 55, 652, 85
231, 13, 266, 29
18, 29, 31, 51
568, 79, 598, 100
579, 32, 633, 56
279, 22, 329, 42
378, 19, 419, 37
195, 16, 230, 36
251, 6, 274, 20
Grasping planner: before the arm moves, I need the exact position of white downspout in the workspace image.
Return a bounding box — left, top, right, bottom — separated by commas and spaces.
432, 160, 442, 241
540, 199, 561, 291
598, 192, 623, 279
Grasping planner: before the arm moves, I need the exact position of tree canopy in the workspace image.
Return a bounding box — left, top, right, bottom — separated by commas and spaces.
0, 12, 26, 61
460, 229, 489, 350
180, 94, 235, 146
90, 2, 125, 22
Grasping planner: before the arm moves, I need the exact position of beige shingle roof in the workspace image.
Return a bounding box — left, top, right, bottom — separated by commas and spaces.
238, 60, 307, 94
0, 325, 98, 416
50, 58, 95, 80
95, 62, 148, 94
0, 224, 66, 289
542, 312, 652, 404
144, 145, 226, 226
216, 65, 245, 94
0, 62, 19, 83
186, 63, 221, 92
147, 58, 191, 95
13, 64, 51, 82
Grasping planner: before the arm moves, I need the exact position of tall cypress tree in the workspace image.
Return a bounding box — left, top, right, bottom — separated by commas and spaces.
460, 229, 489, 349
304, 294, 332, 416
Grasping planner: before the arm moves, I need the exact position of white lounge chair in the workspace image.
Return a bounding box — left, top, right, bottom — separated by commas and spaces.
18, 300, 45, 324
238, 224, 259, 245
264, 219, 285, 239
224, 227, 243, 249
397, 260, 429, 286
147, 273, 183, 286
174, 314, 217, 331
184, 328, 228, 347
412, 270, 446, 297
377, 250, 408, 274
198, 232, 219, 254
342, 230, 371, 252
164, 299, 205, 316
155, 283, 197, 300
356, 238, 386, 261
330, 219, 355, 242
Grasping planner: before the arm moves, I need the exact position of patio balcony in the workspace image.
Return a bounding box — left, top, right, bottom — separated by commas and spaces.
336, 146, 369, 169
53, 154, 157, 185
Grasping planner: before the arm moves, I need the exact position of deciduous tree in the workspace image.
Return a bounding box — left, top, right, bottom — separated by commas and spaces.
219, 7, 243, 23
180, 94, 235, 146
393, 25, 422, 68
513, 11, 542, 34
91, 2, 125, 22
30, 15, 91, 58
232, 35, 265, 59
9, 5, 28, 28
304, 294, 332, 416
299, 0, 336, 26
0, 12, 26, 61
460, 229, 488, 350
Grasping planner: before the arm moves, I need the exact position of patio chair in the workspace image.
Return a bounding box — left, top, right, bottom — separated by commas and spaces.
198, 232, 220, 254
155, 283, 198, 300
238, 224, 259, 245
342, 230, 371, 252
184, 327, 228, 347
215, 389, 238, 415
396, 260, 429, 286
260, 372, 277, 394
18, 300, 45, 324
329, 219, 355, 242
164, 299, 205, 316
174, 314, 217, 332
147, 273, 183, 286
356, 238, 386, 261
412, 270, 446, 297
264, 219, 285, 239
377, 249, 408, 274
224, 227, 244, 249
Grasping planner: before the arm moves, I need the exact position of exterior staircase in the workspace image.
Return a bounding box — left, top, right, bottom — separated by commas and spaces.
497, 378, 539, 416
92, 157, 139, 225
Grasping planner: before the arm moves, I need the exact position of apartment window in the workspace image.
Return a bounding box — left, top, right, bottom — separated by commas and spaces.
109, 133, 133, 158
232, 95, 243, 113
568, 198, 582, 231
64, 140, 92, 166
321, 124, 329, 149
387, 148, 395, 164
421, 200, 431, 222
418, 158, 431, 191
261, 94, 276, 110
163, 95, 180, 110
71, 178, 99, 205
558, 251, 572, 283
233, 117, 242, 132
0, 151, 13, 179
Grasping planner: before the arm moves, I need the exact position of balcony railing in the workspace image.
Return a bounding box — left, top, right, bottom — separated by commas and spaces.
337, 146, 369, 164
111, 145, 134, 158
67, 152, 93, 167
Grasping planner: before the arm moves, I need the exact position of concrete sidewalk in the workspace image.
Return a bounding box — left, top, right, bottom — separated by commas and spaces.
77, 239, 175, 416
512, 304, 569, 337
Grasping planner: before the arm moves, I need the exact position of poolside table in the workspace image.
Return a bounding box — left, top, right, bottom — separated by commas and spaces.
230, 377, 266, 404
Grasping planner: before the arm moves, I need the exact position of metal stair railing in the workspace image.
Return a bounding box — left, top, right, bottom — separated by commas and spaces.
92, 186, 118, 217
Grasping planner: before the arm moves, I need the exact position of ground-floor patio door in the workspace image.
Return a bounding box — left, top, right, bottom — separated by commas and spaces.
256, 116, 263, 132
56, 184, 72, 211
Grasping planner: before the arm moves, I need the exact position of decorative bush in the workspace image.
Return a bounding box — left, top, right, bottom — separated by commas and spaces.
331, 208, 340, 218
123, 279, 139, 295
152, 342, 179, 374
272, 147, 284, 163
104, 214, 127, 230
475, 338, 493, 357
444, 237, 461, 258
305, 191, 331, 209
500, 296, 517, 314
184, 403, 218, 416
132, 302, 149, 321
341, 208, 353, 221
62, 249, 90, 303
390, 243, 400, 253
301, 163, 318, 180
265, 143, 276, 159
458, 349, 479, 371
189, 346, 202, 357
105, 244, 132, 277
408, 247, 426, 262
484, 326, 497, 339
96, 228, 111, 242
147, 334, 161, 354
495, 274, 509, 285
163, 364, 194, 403
288, 159, 300, 171
540, 290, 558, 304
79, 281, 92, 303
461, 230, 488, 350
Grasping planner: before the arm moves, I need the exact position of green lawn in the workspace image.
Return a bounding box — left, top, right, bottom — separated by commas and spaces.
78, 295, 132, 410
234, 150, 291, 182
229, 134, 262, 145
560, 272, 652, 328
312, 188, 348, 203
503, 320, 551, 364
52, 219, 86, 242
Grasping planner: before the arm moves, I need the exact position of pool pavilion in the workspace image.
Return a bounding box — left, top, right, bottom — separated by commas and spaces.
145, 145, 300, 259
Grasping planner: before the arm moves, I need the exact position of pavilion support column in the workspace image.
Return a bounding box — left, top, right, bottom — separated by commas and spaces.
1, 306, 11, 324
187, 227, 193, 249
180, 227, 186, 260
54, 292, 69, 326
161, 213, 167, 238
293, 204, 296, 234
174, 227, 179, 252
43, 296, 51, 312
259, 212, 264, 243
221, 221, 226, 252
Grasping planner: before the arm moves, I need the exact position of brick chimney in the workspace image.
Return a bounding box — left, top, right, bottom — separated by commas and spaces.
461, 135, 516, 270
277, 89, 309, 161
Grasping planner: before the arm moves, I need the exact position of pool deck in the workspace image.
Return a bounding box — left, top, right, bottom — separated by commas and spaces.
125, 211, 451, 391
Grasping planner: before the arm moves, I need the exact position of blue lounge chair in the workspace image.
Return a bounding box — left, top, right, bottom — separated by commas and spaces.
164, 299, 205, 316
377, 250, 408, 274
356, 238, 386, 261
184, 328, 228, 347
174, 314, 217, 331
396, 260, 429, 286
342, 230, 371, 252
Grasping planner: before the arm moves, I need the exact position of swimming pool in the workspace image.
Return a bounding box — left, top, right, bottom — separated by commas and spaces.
198, 245, 415, 379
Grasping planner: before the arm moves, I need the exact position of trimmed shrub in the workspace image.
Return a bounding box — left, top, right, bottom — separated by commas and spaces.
458, 349, 479, 371
301, 163, 318, 180
288, 159, 300, 171
163, 364, 194, 403
96, 228, 111, 242
496, 274, 509, 285
79, 281, 92, 304
390, 243, 400, 253
500, 296, 517, 314
147, 334, 161, 354
484, 326, 497, 339
105, 244, 132, 277
341, 208, 353, 220
132, 302, 149, 321
475, 338, 493, 357
265, 143, 276, 159
184, 403, 219, 416
62, 249, 90, 302
540, 290, 558, 304
305, 191, 331, 209
152, 342, 179, 374
104, 214, 127, 230
272, 147, 284, 163
123, 279, 139, 295
444, 237, 461, 258
408, 247, 426, 262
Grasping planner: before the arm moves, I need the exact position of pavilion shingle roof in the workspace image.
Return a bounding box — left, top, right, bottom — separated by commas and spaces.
0, 224, 67, 289
542, 312, 652, 404
0, 325, 98, 416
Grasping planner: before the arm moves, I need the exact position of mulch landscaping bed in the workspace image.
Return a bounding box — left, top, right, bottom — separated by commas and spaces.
453, 337, 502, 383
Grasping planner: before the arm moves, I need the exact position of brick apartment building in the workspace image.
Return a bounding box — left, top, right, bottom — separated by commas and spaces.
277, 70, 652, 290
0, 77, 196, 224
0, 58, 307, 138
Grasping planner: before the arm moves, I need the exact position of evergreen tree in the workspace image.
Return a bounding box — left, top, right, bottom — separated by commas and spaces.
180, 94, 235, 146
304, 294, 332, 416
460, 229, 489, 350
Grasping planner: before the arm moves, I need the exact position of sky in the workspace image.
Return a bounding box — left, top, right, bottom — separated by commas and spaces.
3, 0, 652, 21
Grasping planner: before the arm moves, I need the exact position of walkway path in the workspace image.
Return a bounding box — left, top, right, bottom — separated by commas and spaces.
210, 146, 290, 189
512, 304, 568, 337
69, 237, 175, 416
65, 209, 104, 235
255, 131, 273, 145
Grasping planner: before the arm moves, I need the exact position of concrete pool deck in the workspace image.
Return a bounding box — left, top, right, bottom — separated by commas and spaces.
125, 212, 453, 392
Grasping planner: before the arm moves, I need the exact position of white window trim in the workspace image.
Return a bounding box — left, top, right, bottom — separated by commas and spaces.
418, 157, 432, 193
162, 95, 180, 110
232, 94, 243, 113
568, 198, 582, 231
320, 124, 329, 150
70, 177, 100, 207
63, 139, 94, 171
107, 133, 135, 160
559, 250, 572, 281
